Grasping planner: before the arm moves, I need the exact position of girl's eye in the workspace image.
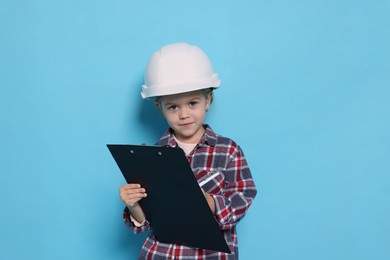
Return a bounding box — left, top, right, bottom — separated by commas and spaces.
168, 105, 178, 110
189, 101, 198, 107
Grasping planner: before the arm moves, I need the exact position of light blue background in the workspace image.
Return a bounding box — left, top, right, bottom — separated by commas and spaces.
1, 1, 389, 259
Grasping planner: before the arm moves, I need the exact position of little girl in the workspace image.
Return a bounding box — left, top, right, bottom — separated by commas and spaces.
119, 42, 257, 259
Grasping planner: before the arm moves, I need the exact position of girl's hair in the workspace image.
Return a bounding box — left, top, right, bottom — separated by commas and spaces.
155, 88, 214, 105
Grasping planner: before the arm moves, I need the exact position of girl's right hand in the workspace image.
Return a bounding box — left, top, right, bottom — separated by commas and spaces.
119, 184, 147, 208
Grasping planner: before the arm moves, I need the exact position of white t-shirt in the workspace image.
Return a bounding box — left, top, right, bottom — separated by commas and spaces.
173, 136, 197, 156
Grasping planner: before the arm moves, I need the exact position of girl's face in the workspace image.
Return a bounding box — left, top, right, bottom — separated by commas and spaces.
156, 90, 211, 144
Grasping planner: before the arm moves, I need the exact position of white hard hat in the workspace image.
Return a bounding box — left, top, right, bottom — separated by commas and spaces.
141, 42, 221, 99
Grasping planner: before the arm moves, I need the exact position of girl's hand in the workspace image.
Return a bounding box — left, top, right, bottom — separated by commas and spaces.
119, 184, 147, 208
201, 189, 216, 214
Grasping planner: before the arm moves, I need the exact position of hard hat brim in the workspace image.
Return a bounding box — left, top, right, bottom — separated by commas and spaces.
141, 74, 220, 99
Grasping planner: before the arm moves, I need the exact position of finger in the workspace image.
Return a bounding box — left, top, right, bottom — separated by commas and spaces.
124, 187, 146, 195
123, 183, 141, 189
125, 193, 147, 201
121, 189, 147, 199
126, 192, 147, 200
121, 194, 146, 206
120, 184, 145, 193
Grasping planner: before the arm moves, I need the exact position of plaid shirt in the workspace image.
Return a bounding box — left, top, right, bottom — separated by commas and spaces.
124, 125, 257, 259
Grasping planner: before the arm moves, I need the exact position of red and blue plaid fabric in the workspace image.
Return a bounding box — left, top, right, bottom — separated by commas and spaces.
124, 125, 257, 259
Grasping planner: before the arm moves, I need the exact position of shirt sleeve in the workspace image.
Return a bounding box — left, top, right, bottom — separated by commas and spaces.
212, 145, 257, 230
123, 207, 151, 234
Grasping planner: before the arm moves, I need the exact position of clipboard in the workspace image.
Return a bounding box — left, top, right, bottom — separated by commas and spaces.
107, 144, 231, 253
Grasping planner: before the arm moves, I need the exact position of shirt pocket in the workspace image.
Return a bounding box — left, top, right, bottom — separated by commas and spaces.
196, 170, 225, 194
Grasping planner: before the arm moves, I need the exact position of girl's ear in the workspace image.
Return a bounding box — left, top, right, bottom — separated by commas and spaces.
155, 101, 161, 110
206, 91, 213, 108
154, 101, 166, 118
155, 101, 166, 118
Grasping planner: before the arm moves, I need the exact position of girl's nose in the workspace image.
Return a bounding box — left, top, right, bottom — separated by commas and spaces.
179, 109, 190, 120
179, 114, 190, 120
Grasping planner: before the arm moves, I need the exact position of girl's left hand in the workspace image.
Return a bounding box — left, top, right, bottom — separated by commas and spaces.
201, 189, 216, 214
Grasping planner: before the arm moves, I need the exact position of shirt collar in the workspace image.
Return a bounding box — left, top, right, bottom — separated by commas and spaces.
157, 124, 217, 147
